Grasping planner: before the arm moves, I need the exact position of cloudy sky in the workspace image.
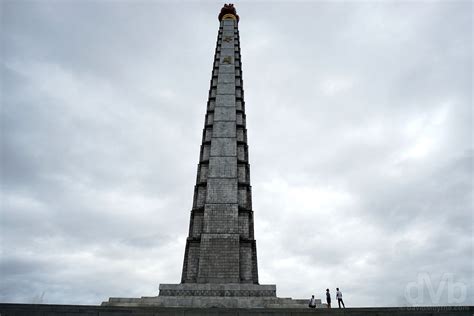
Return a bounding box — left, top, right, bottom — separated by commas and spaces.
1, 0, 472, 307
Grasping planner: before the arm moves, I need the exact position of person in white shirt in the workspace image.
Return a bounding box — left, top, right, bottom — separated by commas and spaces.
336, 287, 345, 308
308, 295, 316, 308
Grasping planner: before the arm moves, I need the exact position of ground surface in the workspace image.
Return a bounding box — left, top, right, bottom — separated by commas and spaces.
1, 303, 473, 316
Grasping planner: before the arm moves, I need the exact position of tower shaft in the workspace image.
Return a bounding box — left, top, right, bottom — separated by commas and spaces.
181, 11, 258, 285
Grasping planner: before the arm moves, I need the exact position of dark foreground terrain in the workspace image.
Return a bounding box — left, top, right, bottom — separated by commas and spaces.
1, 304, 473, 316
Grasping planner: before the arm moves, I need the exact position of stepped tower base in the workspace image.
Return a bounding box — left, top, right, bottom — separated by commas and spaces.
102, 284, 322, 308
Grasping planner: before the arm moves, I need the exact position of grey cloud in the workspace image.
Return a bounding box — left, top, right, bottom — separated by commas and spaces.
1, 0, 472, 307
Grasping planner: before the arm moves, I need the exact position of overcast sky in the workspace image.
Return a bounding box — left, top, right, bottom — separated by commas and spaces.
1, 0, 472, 307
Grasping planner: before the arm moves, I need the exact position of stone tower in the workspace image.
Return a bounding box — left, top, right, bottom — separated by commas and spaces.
180, 3, 258, 286
102, 4, 319, 308
155, 4, 280, 303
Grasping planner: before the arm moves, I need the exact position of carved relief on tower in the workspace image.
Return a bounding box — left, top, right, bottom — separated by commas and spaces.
222, 56, 233, 64
221, 36, 234, 49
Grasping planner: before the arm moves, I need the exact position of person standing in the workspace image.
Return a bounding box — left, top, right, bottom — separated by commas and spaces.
308, 295, 316, 308
336, 287, 345, 308
326, 288, 331, 308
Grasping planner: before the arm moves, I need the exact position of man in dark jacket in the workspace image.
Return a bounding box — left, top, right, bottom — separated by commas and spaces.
326, 288, 331, 308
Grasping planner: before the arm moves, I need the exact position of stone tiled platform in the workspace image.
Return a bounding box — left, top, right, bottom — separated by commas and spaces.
1, 304, 472, 316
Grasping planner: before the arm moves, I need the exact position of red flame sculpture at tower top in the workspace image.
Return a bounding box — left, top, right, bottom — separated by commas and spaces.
218, 3, 239, 22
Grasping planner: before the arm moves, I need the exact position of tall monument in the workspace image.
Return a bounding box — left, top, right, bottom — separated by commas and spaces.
158, 5, 275, 303
103, 4, 320, 308
180, 3, 258, 287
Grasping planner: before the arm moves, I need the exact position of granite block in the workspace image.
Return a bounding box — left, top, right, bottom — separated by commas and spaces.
206, 178, 238, 204
216, 95, 235, 107
220, 48, 235, 57
222, 20, 235, 27
218, 73, 235, 84
221, 40, 234, 49
197, 233, 240, 283
213, 121, 236, 138
219, 64, 235, 74
214, 107, 236, 122
203, 204, 238, 234
208, 157, 237, 178
238, 212, 249, 238
217, 83, 235, 95
210, 138, 237, 157
222, 30, 235, 37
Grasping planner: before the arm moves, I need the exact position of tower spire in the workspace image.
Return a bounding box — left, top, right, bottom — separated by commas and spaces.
218, 3, 240, 22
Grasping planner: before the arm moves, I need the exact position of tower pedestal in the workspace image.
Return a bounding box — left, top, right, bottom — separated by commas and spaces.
102, 283, 321, 308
